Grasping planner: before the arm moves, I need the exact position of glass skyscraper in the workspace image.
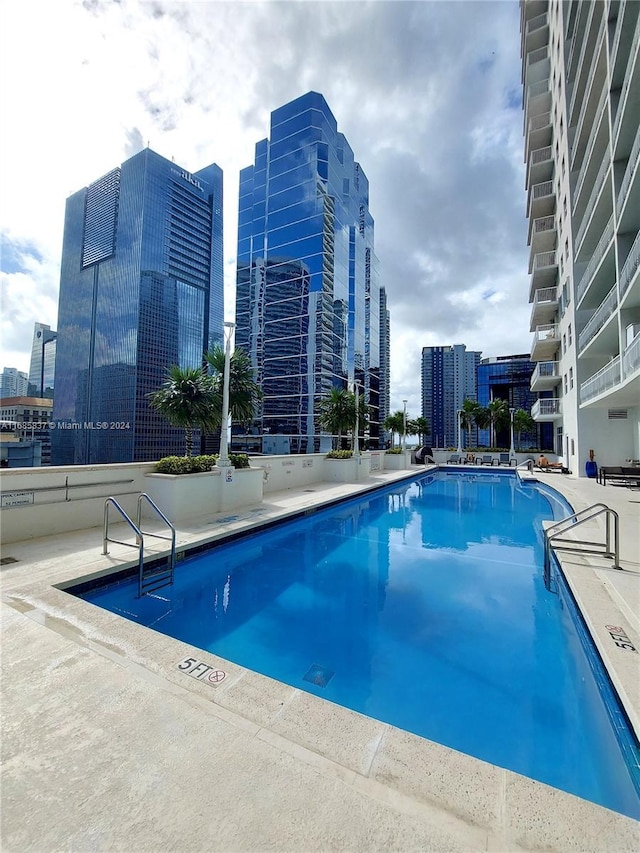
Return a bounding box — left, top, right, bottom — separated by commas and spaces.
28, 322, 57, 399
52, 148, 223, 464
235, 92, 383, 452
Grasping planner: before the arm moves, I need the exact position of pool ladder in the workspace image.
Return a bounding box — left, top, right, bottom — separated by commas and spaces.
543, 503, 621, 590
103, 494, 176, 597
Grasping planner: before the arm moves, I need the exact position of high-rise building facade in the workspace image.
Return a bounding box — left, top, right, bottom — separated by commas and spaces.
52, 148, 224, 464
378, 286, 391, 440
0, 368, 28, 398
421, 345, 481, 448
477, 354, 553, 449
521, 0, 639, 472
235, 92, 383, 452
28, 322, 57, 399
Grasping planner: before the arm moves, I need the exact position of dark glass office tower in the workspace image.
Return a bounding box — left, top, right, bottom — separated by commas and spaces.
421, 345, 481, 448
52, 148, 223, 464
28, 322, 57, 399
235, 92, 382, 452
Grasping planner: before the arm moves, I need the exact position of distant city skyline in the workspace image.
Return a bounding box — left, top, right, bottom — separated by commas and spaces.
1, 1, 532, 421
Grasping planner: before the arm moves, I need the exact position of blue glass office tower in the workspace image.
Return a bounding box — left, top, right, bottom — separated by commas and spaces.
477, 355, 553, 450
28, 322, 57, 399
235, 92, 382, 451
52, 148, 223, 464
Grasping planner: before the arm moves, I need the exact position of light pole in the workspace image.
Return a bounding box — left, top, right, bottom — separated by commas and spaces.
217, 321, 236, 468
457, 410, 463, 455
354, 380, 360, 457
509, 407, 515, 459
402, 400, 407, 454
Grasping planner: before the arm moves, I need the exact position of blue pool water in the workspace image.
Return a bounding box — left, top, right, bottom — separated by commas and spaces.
78, 470, 640, 818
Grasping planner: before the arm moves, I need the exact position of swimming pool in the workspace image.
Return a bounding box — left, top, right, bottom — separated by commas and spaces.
77, 469, 640, 818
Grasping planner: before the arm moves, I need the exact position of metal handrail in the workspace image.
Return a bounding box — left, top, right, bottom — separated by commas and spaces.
544, 503, 620, 574
136, 493, 176, 584
103, 498, 144, 584
516, 459, 534, 473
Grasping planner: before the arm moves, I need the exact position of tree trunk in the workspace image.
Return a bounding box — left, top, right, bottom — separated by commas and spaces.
185, 424, 193, 457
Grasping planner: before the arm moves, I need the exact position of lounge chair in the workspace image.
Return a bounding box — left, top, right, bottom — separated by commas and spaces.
447, 453, 461, 464
480, 454, 496, 466
498, 453, 516, 467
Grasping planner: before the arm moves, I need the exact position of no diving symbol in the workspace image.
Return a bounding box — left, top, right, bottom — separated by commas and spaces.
207, 669, 226, 685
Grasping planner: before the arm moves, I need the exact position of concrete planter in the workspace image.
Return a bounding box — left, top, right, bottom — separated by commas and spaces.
323, 455, 371, 483
383, 451, 411, 470
144, 466, 264, 522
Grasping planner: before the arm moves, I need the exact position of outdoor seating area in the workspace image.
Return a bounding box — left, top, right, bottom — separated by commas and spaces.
598, 466, 640, 488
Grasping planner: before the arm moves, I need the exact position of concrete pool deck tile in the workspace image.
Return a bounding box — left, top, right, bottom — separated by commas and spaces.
369, 725, 503, 830
269, 688, 388, 776
215, 667, 299, 729
502, 772, 640, 852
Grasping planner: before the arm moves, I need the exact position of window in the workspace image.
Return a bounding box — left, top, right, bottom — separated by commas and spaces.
565, 238, 569, 260
569, 367, 574, 389
568, 324, 572, 346
563, 333, 567, 353
564, 373, 568, 394
570, 438, 575, 456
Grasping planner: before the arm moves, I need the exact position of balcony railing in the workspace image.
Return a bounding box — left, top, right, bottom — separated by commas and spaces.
577, 284, 618, 352
525, 11, 548, 38
572, 85, 608, 199
528, 180, 554, 216
574, 153, 611, 252
527, 45, 549, 67
620, 231, 640, 300
531, 361, 560, 386
532, 323, 560, 346
533, 286, 558, 306
530, 144, 552, 166
623, 331, 640, 376
580, 357, 621, 403
575, 215, 614, 304
528, 108, 551, 131
531, 398, 562, 419
616, 123, 640, 219
612, 21, 640, 146
571, 24, 606, 155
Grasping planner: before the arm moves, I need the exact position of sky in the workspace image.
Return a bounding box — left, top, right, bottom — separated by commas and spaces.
0, 0, 531, 420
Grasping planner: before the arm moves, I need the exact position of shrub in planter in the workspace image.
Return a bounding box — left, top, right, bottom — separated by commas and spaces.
155, 453, 250, 473
326, 450, 353, 459
156, 454, 217, 474
386, 448, 403, 455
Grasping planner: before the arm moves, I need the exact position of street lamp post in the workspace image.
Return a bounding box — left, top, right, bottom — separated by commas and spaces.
509, 407, 515, 459
354, 380, 360, 457
402, 400, 407, 454
217, 321, 236, 468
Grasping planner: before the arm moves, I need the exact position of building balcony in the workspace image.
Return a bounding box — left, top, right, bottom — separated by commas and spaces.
577, 284, 618, 355
616, 123, 640, 232
579, 336, 640, 409
524, 105, 552, 162
620, 231, 640, 304
528, 250, 558, 297
531, 323, 560, 361
528, 214, 556, 255
529, 287, 558, 331
530, 361, 560, 391
575, 215, 614, 306
574, 155, 612, 259
522, 11, 549, 57
612, 21, 640, 152
527, 180, 555, 219
526, 144, 553, 190
531, 397, 561, 421
524, 45, 550, 91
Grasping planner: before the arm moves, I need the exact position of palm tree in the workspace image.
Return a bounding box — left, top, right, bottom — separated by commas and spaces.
410, 416, 430, 446
460, 399, 482, 449
487, 399, 509, 448
318, 387, 355, 450
147, 365, 219, 457
384, 410, 406, 449
204, 346, 262, 427
513, 408, 536, 450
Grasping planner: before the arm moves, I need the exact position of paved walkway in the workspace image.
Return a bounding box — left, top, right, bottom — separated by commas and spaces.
1, 465, 639, 851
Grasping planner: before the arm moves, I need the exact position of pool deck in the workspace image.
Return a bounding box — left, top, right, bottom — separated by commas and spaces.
1, 464, 639, 851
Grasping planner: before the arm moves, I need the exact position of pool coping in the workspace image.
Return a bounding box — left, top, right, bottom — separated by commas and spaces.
2, 465, 639, 850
